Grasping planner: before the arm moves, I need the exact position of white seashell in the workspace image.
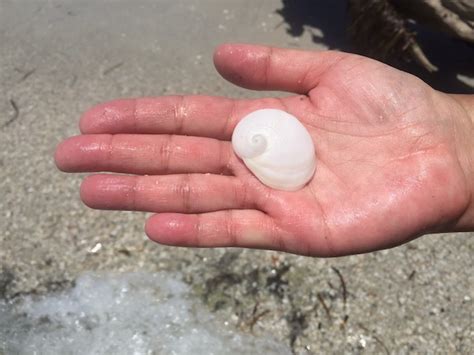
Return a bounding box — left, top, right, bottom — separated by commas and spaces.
231, 109, 316, 191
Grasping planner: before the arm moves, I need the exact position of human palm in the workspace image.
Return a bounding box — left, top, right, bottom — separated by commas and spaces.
55, 44, 472, 256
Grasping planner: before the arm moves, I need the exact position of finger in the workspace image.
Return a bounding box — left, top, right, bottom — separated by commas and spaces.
80, 174, 255, 213
55, 134, 233, 175
78, 95, 299, 140
213, 43, 348, 94
79, 95, 237, 139
145, 210, 293, 252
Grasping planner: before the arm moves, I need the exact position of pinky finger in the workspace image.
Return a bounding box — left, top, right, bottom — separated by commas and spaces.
145, 210, 287, 252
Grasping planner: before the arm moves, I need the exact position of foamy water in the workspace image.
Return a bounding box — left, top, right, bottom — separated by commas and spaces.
0, 272, 290, 355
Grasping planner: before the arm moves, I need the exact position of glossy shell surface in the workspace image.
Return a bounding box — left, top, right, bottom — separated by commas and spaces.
231, 109, 316, 191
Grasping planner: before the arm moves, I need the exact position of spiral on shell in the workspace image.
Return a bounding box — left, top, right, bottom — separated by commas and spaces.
231, 109, 316, 191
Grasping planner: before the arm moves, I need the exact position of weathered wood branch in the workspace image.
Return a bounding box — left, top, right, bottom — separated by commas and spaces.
348, 0, 473, 72
393, 0, 474, 43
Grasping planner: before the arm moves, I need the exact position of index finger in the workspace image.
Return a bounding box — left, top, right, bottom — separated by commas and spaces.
79, 95, 235, 139
79, 95, 298, 140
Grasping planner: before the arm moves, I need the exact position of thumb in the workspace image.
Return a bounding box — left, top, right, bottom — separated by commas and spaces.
213, 43, 347, 94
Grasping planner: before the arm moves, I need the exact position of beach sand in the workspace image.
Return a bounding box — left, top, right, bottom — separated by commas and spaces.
1, 1, 472, 353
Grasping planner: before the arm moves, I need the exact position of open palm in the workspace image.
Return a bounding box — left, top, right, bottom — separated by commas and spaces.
55, 44, 472, 256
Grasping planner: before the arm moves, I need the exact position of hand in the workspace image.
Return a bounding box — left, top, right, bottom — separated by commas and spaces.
55, 44, 474, 256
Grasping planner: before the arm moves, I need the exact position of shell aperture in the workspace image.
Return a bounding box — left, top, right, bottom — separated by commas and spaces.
231, 109, 316, 191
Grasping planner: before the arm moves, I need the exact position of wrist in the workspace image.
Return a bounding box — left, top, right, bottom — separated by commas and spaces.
449, 94, 474, 230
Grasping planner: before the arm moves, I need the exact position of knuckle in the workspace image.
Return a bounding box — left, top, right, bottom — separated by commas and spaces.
177, 174, 193, 213
130, 176, 140, 210
262, 46, 273, 87
221, 100, 236, 138
218, 143, 234, 175
159, 135, 173, 173
225, 210, 237, 245
174, 95, 187, 134
236, 180, 251, 209
105, 134, 116, 160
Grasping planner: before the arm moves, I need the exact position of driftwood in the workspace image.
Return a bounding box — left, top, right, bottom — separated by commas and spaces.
394, 0, 474, 42
348, 0, 474, 72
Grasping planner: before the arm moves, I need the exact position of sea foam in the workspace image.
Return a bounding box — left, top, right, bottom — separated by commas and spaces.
0, 272, 290, 355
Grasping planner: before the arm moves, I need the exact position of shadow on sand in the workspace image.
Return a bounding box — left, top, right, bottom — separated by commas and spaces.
276, 0, 474, 93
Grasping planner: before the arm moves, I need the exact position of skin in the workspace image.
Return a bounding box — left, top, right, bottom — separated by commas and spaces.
55, 44, 474, 257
